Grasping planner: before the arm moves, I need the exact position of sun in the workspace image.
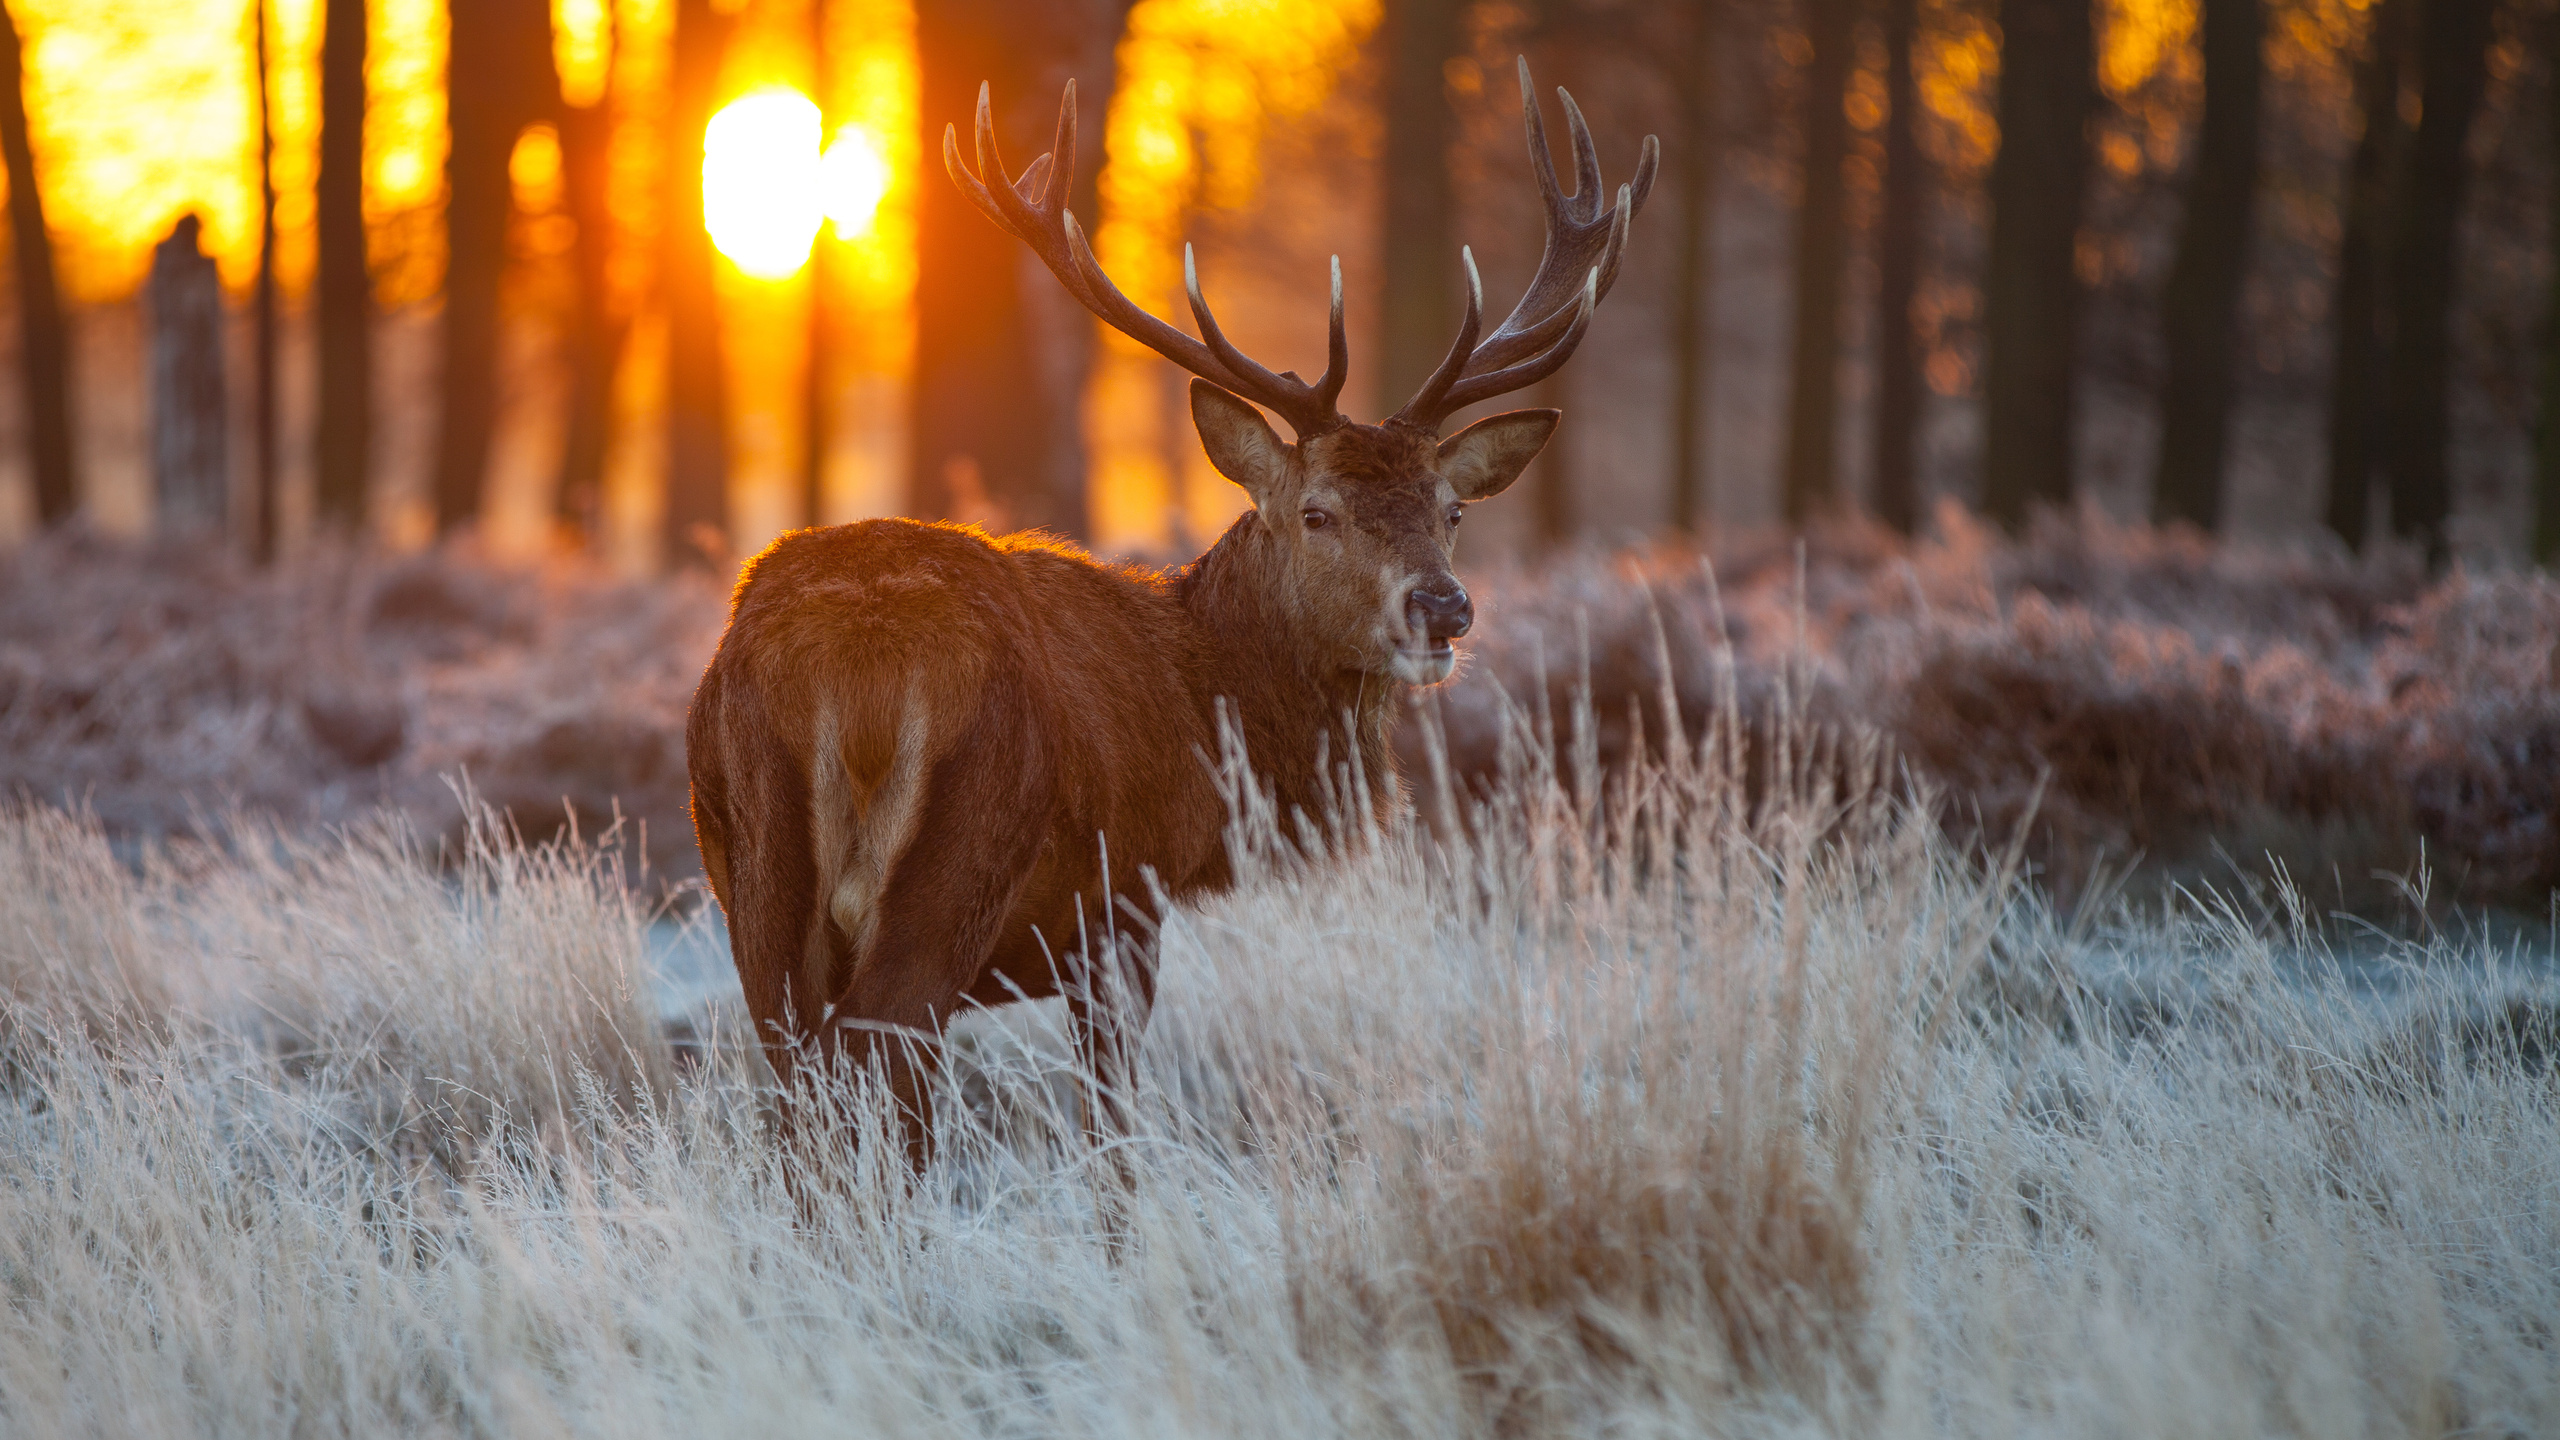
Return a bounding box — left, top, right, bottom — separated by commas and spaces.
703, 89, 897, 279
703, 89, 823, 279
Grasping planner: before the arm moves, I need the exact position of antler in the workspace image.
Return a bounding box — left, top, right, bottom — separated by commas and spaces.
1388, 58, 1660, 434
943, 80, 1350, 441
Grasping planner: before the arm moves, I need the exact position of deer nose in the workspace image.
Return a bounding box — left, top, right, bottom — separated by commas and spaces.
1407, 580, 1473, 640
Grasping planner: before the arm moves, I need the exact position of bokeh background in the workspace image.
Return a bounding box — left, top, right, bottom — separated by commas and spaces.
0, 0, 2550, 571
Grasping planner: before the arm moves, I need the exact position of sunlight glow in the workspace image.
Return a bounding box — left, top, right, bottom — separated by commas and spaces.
819, 125, 890, 240
551, 0, 612, 109
1086, 0, 1378, 552
1094, 0, 1379, 323
702, 87, 823, 279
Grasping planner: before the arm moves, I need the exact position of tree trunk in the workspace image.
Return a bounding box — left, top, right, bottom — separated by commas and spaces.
2150, 0, 2263, 532
661, 0, 732, 566
435, 0, 556, 537
908, 0, 1104, 536
1781, 0, 1855, 524
0, 0, 74, 526
149, 217, 230, 540
314, 0, 371, 533
2531, 10, 2559, 566
553, 13, 621, 543
2323, 0, 2409, 553
253, 0, 281, 563
802, 0, 835, 531
1375, 0, 1465, 421
1978, 0, 2093, 530
1871, 0, 1924, 534
1668, 0, 1719, 536
2383, 0, 2495, 565
1015, 0, 1124, 542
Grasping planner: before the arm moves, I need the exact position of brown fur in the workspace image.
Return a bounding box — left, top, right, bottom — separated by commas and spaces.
685, 404, 1553, 1160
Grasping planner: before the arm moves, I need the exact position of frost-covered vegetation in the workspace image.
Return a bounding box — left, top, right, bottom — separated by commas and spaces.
1, 678, 2554, 1436
5, 510, 2555, 910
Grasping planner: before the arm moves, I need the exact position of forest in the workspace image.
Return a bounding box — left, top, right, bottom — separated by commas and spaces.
0, 0, 2550, 566
0, 2, 2557, 1435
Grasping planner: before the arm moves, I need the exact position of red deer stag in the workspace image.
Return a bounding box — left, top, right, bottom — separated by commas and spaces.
686, 60, 1655, 1161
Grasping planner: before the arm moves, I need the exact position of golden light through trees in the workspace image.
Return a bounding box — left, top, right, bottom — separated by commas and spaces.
698, 89, 889, 273
0, 0, 2526, 563
818, 122, 887, 240
703, 87, 823, 278
1084, 0, 1379, 552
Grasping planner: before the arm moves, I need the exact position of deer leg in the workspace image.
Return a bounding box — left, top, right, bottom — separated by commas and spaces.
830, 670, 1054, 1170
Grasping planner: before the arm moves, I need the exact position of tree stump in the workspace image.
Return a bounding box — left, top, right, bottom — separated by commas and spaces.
150, 213, 230, 542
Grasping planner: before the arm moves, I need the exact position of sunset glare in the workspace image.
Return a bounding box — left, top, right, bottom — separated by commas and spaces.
703, 88, 824, 279
701, 88, 897, 279
820, 126, 892, 240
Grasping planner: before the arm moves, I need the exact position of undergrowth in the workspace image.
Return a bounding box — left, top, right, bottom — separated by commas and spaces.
0, 680, 2552, 1436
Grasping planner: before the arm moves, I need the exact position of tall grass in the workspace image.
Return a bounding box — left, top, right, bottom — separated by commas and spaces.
0, 695, 2554, 1436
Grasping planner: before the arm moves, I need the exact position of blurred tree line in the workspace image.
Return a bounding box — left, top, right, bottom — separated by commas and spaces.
0, 0, 2552, 567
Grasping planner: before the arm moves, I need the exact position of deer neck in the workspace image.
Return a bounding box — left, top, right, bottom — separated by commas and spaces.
1178, 512, 1400, 818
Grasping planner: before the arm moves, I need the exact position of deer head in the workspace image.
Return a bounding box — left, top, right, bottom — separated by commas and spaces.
947, 59, 1658, 684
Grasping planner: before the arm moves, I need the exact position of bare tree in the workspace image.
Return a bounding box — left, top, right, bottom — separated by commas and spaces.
1668, 0, 1722, 536
1781, 0, 1856, 523
1375, 0, 1467, 419
554, 3, 622, 543
2383, 0, 2497, 565
251, 0, 281, 562
0, 0, 74, 526
2323, 0, 2410, 553
2150, 0, 2264, 532
149, 216, 229, 540
661, 0, 733, 566
1870, 0, 1924, 534
2534, 10, 2559, 567
802, 0, 836, 531
910, 0, 1114, 538
1979, 0, 2093, 529
314, 0, 370, 532
435, 0, 557, 537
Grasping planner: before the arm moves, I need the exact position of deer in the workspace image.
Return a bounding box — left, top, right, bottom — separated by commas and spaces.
685, 59, 1655, 1167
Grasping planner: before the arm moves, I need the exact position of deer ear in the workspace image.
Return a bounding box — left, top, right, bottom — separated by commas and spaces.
1190, 380, 1291, 506
1436, 409, 1559, 501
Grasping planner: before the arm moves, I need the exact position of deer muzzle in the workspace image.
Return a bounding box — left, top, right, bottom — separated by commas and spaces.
1406, 581, 1473, 643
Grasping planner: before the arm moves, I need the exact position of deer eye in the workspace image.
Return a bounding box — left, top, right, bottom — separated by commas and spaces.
1302, 508, 1330, 531
1447, 506, 1463, 528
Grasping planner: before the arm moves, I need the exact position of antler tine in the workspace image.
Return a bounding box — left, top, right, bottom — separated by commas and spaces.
1386, 248, 1486, 430
1315, 255, 1348, 416
1435, 268, 1598, 415
1182, 245, 1355, 438
1388, 57, 1656, 432
946, 118, 1090, 314
1183, 245, 1293, 401
951, 88, 1040, 237
1557, 87, 1605, 221
1516, 57, 1564, 214
948, 80, 1349, 439
1043, 78, 1077, 211
973, 83, 1010, 203
1464, 74, 1650, 374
